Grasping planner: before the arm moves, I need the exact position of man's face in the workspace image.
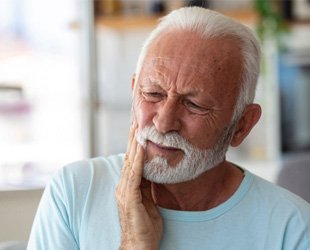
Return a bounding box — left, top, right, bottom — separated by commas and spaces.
133, 30, 243, 182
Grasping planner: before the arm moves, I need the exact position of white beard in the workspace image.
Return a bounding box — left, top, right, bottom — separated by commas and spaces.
136, 125, 236, 184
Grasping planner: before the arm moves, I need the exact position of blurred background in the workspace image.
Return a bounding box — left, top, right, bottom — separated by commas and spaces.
0, 0, 310, 246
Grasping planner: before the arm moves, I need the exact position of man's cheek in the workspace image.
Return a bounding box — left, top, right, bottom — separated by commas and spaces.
134, 102, 152, 130
132, 106, 143, 131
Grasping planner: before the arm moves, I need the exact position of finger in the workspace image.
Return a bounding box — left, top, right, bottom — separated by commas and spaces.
134, 144, 145, 177
128, 144, 145, 189
126, 123, 136, 153
117, 126, 137, 203
119, 128, 140, 204
132, 117, 137, 129
118, 150, 131, 194
122, 124, 137, 181
129, 135, 137, 164
123, 131, 137, 183
118, 154, 132, 203
120, 129, 138, 203
119, 126, 135, 190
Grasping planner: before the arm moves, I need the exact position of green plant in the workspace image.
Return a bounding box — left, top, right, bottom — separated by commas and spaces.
254, 0, 288, 45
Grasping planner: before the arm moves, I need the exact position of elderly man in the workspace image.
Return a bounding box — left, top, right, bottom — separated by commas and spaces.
28, 7, 310, 250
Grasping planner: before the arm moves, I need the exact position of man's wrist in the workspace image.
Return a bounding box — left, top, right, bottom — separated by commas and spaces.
120, 242, 158, 250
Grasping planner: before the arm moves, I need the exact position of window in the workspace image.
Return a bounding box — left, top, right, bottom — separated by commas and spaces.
0, 0, 84, 188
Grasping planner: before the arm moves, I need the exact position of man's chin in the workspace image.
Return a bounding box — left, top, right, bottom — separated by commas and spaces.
142, 158, 194, 184
142, 155, 224, 184
145, 152, 184, 168
142, 171, 197, 185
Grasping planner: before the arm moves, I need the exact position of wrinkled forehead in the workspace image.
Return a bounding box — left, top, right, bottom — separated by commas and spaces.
138, 32, 243, 89
147, 29, 241, 58
143, 30, 242, 72
141, 56, 209, 76
138, 57, 209, 94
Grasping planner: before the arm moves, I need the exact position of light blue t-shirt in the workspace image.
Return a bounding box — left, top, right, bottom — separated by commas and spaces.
27, 154, 310, 250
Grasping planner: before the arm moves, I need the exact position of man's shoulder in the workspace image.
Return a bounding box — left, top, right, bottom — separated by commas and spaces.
247, 172, 310, 248
249, 171, 310, 215
49, 154, 125, 190
62, 153, 125, 175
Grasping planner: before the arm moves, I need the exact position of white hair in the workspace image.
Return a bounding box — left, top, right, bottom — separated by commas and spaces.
134, 7, 261, 121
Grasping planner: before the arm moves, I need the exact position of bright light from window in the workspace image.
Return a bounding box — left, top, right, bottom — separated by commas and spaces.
0, 0, 84, 189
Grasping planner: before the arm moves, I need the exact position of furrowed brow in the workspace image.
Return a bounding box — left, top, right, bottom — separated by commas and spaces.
140, 77, 164, 89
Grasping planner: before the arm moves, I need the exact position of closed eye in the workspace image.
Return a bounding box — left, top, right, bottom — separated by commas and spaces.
184, 100, 211, 115
142, 91, 165, 102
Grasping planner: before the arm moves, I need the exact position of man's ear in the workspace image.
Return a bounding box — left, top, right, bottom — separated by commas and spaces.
230, 104, 262, 147
131, 74, 136, 92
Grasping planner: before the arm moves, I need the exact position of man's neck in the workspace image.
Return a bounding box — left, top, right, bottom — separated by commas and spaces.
151, 161, 244, 211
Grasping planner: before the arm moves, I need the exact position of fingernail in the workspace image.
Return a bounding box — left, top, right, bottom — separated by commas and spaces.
131, 121, 135, 128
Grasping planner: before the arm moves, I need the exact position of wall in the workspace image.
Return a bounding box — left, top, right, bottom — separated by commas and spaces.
0, 189, 43, 242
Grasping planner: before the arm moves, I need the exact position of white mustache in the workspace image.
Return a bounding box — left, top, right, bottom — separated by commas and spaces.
136, 126, 197, 155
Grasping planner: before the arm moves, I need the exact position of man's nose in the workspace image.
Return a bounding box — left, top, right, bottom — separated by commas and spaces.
153, 99, 182, 134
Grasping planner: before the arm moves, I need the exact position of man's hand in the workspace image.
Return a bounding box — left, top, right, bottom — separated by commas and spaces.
115, 126, 163, 250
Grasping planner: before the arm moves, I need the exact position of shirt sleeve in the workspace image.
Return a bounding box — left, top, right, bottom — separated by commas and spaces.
27, 168, 79, 250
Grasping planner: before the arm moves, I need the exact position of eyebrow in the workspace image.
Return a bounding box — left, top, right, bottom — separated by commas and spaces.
141, 77, 206, 94
140, 79, 217, 105
140, 78, 164, 88
144, 57, 209, 75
